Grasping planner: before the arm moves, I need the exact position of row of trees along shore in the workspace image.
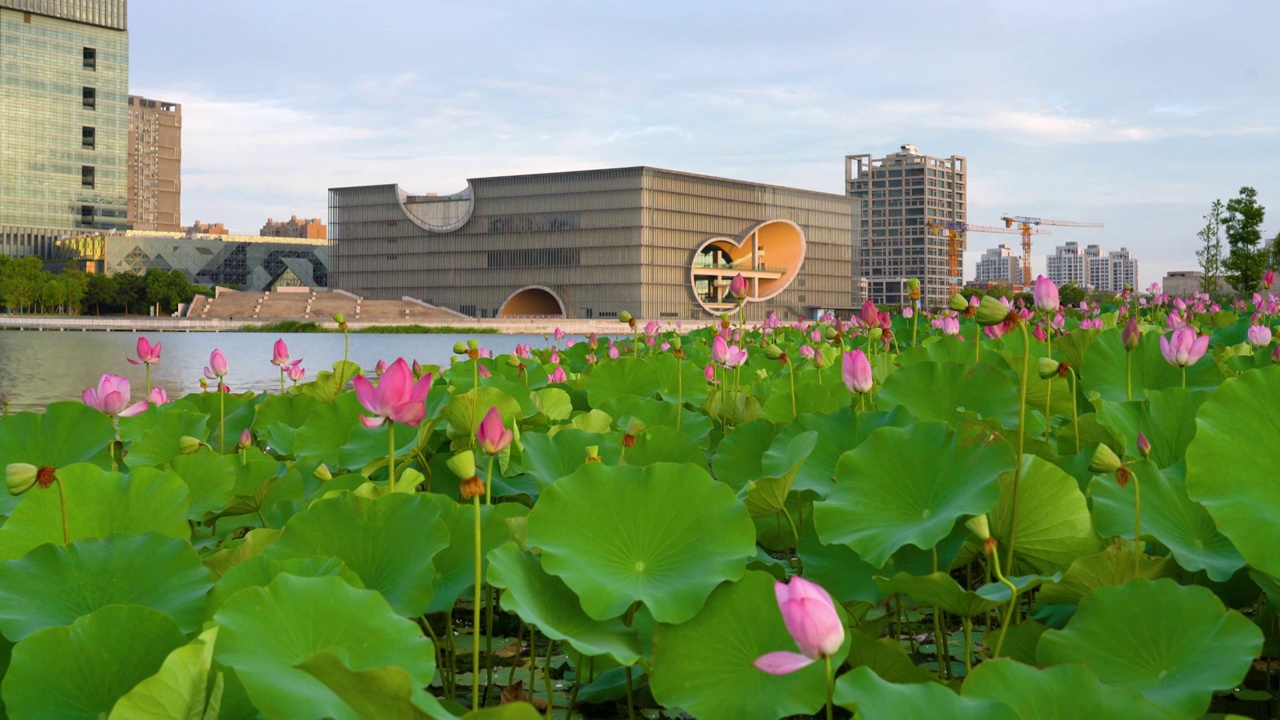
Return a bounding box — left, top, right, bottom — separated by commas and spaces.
0, 256, 208, 316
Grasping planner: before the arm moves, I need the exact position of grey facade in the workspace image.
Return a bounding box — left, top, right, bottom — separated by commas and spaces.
0, 0, 129, 259
329, 167, 857, 320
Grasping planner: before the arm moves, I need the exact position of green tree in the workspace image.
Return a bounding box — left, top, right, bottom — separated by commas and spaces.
85, 273, 114, 314
1221, 186, 1267, 294
1058, 283, 1086, 308
1195, 199, 1225, 294
113, 271, 147, 315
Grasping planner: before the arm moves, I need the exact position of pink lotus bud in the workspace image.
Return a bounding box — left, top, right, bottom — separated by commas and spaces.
859, 300, 879, 328
1033, 325, 1047, 343
704, 363, 717, 383
841, 350, 873, 394
207, 349, 229, 378
941, 316, 960, 336
902, 307, 914, 319
148, 387, 169, 405
238, 429, 252, 450
729, 273, 749, 300
1247, 325, 1272, 348
608, 345, 620, 360
754, 577, 844, 675
548, 365, 567, 383
1033, 275, 1059, 313
271, 339, 290, 367
477, 406, 514, 456
553, 328, 565, 341
127, 336, 162, 366
1266, 269, 1276, 288
375, 359, 388, 376
1137, 432, 1152, 459
287, 364, 306, 382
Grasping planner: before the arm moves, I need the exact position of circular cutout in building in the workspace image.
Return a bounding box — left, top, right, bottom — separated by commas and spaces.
498, 286, 565, 318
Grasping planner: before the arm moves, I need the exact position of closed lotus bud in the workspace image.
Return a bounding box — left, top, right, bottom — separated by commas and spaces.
949, 293, 970, 312
975, 296, 1013, 327
313, 463, 333, 481
6, 463, 38, 496
412, 360, 425, 379
1137, 432, 1152, 459
238, 429, 252, 451
764, 344, 785, 360
1089, 444, 1124, 474
178, 436, 202, 455
1122, 317, 1141, 352
446, 451, 477, 481
619, 311, 633, 323
964, 514, 991, 541
1038, 357, 1063, 380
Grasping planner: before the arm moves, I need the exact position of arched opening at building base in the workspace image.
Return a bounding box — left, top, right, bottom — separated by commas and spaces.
498, 286, 565, 318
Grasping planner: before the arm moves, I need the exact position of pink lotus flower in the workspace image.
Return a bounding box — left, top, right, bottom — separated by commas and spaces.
644, 320, 660, 336
859, 300, 879, 329
1079, 318, 1104, 330
238, 429, 253, 450
548, 365, 567, 383
754, 577, 844, 675
902, 307, 914, 319
799, 345, 816, 359
375, 359, 388, 376
127, 337, 162, 365
82, 374, 149, 417
514, 344, 532, 359
941, 316, 960, 336
711, 336, 748, 369
271, 339, 291, 367
286, 364, 306, 382
553, 328, 565, 341
842, 350, 873, 394
704, 364, 718, 383
204, 349, 228, 379
148, 387, 169, 405
1160, 327, 1210, 367
608, 345, 620, 360
1247, 325, 1272, 348
477, 406, 514, 456
352, 358, 432, 428
1033, 325, 1047, 343
549, 352, 560, 364
565, 338, 576, 348
1266, 269, 1276, 288
1051, 313, 1066, 330
478, 363, 491, 379
729, 273, 749, 300
1033, 276, 1059, 313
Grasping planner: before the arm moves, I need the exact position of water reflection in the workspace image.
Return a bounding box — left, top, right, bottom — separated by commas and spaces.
0, 331, 547, 413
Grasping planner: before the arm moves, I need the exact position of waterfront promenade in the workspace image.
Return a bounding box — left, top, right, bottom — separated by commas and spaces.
0, 315, 707, 336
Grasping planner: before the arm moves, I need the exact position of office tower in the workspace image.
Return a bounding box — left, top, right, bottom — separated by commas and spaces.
127, 95, 181, 231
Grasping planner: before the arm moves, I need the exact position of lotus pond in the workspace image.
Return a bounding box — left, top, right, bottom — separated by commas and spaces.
0, 290, 1278, 720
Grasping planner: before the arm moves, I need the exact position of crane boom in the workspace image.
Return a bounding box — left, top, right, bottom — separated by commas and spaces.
1001, 213, 1104, 289
926, 221, 1051, 288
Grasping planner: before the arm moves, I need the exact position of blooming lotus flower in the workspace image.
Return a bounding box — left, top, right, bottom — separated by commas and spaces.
644, 320, 660, 336
941, 316, 960, 336
729, 273, 749, 300
903, 307, 914, 319
754, 577, 844, 675
127, 337, 162, 365
352, 358, 432, 428
1079, 318, 1104, 330
711, 336, 748, 368
799, 345, 816, 358
1248, 325, 1272, 348
477, 407, 514, 456
148, 387, 169, 405
548, 365, 567, 383
271, 339, 290, 366
1160, 328, 1210, 368
286, 364, 306, 382
205, 349, 228, 379
553, 328, 565, 341
1033, 276, 1059, 313
82, 374, 149, 417
842, 350, 873, 394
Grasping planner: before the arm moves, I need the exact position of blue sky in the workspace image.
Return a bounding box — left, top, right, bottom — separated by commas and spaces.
129, 0, 1278, 287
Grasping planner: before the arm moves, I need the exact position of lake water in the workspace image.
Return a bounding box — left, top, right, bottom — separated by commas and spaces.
0, 331, 549, 413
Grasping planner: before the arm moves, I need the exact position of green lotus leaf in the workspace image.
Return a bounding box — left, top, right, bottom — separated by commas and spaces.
598, 394, 714, 447
1091, 460, 1244, 582
1037, 578, 1263, 717
487, 542, 641, 665
1185, 365, 1280, 578
834, 666, 1016, 720
295, 649, 452, 720
124, 410, 213, 469
0, 533, 212, 640
203, 527, 280, 579
251, 391, 319, 456
531, 386, 572, 422
650, 571, 846, 720
0, 402, 116, 515
711, 418, 777, 491
963, 659, 1176, 720
770, 407, 914, 496
646, 352, 711, 408
844, 631, 938, 684
878, 361, 1020, 428
204, 555, 364, 620
2, 604, 186, 720
740, 431, 816, 518
1095, 388, 1208, 468
814, 422, 1012, 567
761, 368, 849, 422
109, 626, 222, 720
519, 428, 603, 490
265, 491, 449, 617
1037, 547, 1175, 606
0, 463, 189, 562
796, 535, 883, 604
619, 425, 706, 467
423, 494, 523, 614
172, 391, 262, 454
440, 386, 522, 449
127, 454, 235, 522
989, 454, 1101, 574
1080, 328, 1221, 402
292, 392, 398, 471
874, 572, 1057, 619
585, 357, 663, 407
213, 574, 436, 720
526, 462, 755, 623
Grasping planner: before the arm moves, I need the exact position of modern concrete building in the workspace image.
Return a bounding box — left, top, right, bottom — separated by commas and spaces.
0, 0, 129, 258
329, 167, 857, 320
59, 229, 328, 291
1108, 247, 1139, 291
1046, 241, 1089, 288
261, 215, 326, 239
974, 244, 1023, 287
127, 95, 181, 231
1047, 241, 1139, 292
845, 144, 967, 307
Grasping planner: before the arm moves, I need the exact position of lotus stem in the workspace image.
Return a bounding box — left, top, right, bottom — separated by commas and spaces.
471, 492, 482, 711
962, 617, 974, 673
1070, 368, 1080, 454
507, 621, 523, 687
974, 320, 981, 363
145, 364, 151, 397
279, 368, 285, 394
543, 637, 555, 720
485, 585, 495, 706
56, 478, 69, 545
676, 355, 684, 430
824, 655, 835, 720
485, 454, 495, 508
1044, 331, 1053, 441
931, 547, 947, 680
1181, 365, 1187, 390
625, 665, 637, 720
1133, 470, 1143, 576
388, 422, 396, 493
990, 544, 1020, 659
786, 359, 797, 419
218, 379, 225, 455
1005, 322, 1032, 575
568, 650, 583, 717
912, 309, 919, 348
780, 505, 803, 574
1126, 351, 1133, 401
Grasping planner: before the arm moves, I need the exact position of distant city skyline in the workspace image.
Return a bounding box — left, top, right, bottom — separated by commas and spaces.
128, 0, 1278, 287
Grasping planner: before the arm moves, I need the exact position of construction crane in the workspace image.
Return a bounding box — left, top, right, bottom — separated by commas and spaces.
926, 220, 1048, 289
1002, 214, 1104, 289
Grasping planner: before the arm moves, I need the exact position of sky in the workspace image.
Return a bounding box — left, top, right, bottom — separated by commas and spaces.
128, 0, 1279, 287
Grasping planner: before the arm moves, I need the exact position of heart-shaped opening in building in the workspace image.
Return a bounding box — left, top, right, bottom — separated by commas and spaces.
689, 219, 807, 315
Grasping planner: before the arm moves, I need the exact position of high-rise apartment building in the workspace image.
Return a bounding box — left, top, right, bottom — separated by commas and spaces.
127, 95, 181, 231
261, 215, 326, 239
846, 145, 967, 307
1046, 241, 1138, 292
0, 0, 129, 258
974, 244, 1023, 286
186, 220, 229, 235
